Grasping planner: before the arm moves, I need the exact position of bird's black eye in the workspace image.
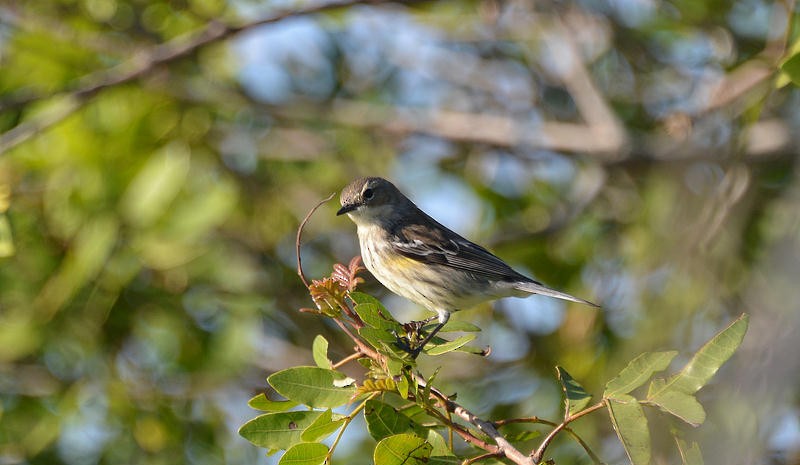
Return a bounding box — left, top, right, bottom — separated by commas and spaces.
363, 188, 374, 200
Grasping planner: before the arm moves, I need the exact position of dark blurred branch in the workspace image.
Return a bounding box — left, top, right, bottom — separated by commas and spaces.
547, 14, 628, 158
671, 0, 796, 145
259, 98, 797, 163
264, 99, 627, 157
0, 0, 427, 154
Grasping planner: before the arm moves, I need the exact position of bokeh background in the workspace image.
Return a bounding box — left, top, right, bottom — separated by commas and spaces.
1, 0, 799, 464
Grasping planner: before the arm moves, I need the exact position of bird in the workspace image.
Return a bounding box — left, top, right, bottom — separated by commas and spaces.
336, 176, 597, 356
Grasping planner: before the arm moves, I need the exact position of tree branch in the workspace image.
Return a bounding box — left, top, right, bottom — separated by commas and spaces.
0, 0, 428, 154
530, 401, 605, 464
413, 371, 535, 465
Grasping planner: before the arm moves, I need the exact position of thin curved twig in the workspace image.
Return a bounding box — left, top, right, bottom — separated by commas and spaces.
462, 451, 504, 465
295, 192, 336, 289
413, 371, 535, 465
494, 416, 604, 464
530, 401, 605, 463
332, 351, 365, 369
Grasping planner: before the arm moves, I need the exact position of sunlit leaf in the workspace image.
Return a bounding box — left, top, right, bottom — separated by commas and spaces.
312, 335, 332, 369
426, 430, 452, 457
607, 395, 651, 465
604, 351, 678, 398
424, 320, 482, 333
424, 334, 476, 355
556, 366, 592, 417
504, 430, 542, 442
278, 442, 329, 465
396, 374, 410, 399
454, 344, 490, 355
647, 314, 748, 425
350, 292, 402, 331
247, 393, 298, 412
165, 177, 238, 239
301, 409, 345, 442
0, 314, 41, 362
121, 141, 191, 228
239, 411, 323, 450
364, 399, 426, 441
780, 42, 800, 87
665, 315, 748, 393
36, 215, 118, 318
359, 326, 397, 346
0, 214, 14, 257
428, 458, 480, 465
268, 367, 357, 409
646, 386, 706, 426
374, 434, 432, 465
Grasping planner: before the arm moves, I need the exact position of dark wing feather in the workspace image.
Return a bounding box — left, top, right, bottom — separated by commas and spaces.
390, 216, 534, 283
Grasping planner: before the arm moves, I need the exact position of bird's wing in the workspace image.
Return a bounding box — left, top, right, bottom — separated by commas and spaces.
390, 219, 533, 283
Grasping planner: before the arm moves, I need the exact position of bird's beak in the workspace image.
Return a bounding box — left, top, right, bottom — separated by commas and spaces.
336, 203, 357, 216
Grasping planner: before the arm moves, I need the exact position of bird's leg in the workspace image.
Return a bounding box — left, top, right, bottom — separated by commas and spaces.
398, 314, 439, 349
408, 310, 450, 358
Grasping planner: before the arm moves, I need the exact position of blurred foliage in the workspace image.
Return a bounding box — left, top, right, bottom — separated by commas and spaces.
1, 0, 799, 464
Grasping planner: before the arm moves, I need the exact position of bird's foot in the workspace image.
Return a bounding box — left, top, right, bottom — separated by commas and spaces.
395, 320, 434, 358
393, 336, 424, 359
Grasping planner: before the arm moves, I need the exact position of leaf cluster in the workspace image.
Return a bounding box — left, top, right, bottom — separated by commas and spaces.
239, 258, 749, 465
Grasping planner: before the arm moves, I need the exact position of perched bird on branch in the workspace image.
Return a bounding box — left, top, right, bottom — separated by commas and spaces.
337, 176, 598, 356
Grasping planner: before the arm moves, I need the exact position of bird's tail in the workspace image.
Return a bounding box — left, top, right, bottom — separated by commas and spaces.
513, 281, 599, 307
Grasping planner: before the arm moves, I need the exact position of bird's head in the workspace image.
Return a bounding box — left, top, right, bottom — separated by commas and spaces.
337, 177, 407, 226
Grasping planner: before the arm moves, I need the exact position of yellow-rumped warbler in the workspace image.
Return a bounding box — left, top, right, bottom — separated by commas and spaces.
337, 176, 598, 355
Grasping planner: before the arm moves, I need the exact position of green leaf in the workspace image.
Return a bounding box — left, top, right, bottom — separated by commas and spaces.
675, 436, 704, 465
504, 430, 542, 442
426, 430, 452, 457
247, 393, 298, 412
606, 395, 651, 465
239, 411, 323, 450
301, 409, 345, 442
424, 320, 482, 333
349, 292, 402, 331
428, 457, 464, 465
278, 442, 329, 465
374, 434, 432, 465
556, 366, 592, 417
604, 351, 678, 398
425, 334, 477, 355
428, 458, 506, 465
454, 344, 489, 355
646, 388, 706, 426
385, 356, 405, 377
359, 326, 397, 345
647, 314, 748, 425
0, 214, 14, 257
121, 141, 191, 227
268, 367, 357, 409
666, 314, 748, 394
396, 374, 410, 399
780, 48, 800, 87
37, 215, 119, 317
312, 335, 332, 369
364, 399, 426, 441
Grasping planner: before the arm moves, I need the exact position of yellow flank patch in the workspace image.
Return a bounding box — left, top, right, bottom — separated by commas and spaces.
384, 253, 420, 268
